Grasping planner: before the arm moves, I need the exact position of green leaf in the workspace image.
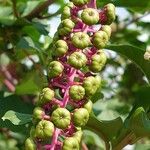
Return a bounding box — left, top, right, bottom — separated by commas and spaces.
0, 92, 34, 133
107, 44, 150, 84
2, 110, 32, 125
85, 115, 123, 142
91, 89, 104, 103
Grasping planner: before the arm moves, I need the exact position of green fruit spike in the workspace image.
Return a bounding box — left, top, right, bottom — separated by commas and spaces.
48, 61, 64, 78
81, 8, 99, 25
129, 107, 150, 137
38, 87, 55, 106
35, 120, 54, 139
92, 31, 109, 49
68, 51, 87, 69
51, 108, 71, 129
25, 138, 36, 150
73, 108, 89, 127
69, 85, 85, 101
62, 137, 79, 150
71, 32, 91, 49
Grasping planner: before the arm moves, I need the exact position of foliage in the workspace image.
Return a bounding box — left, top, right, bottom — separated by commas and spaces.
0, 0, 150, 149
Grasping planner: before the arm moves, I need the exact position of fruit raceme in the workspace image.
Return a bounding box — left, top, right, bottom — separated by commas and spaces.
25, 0, 115, 149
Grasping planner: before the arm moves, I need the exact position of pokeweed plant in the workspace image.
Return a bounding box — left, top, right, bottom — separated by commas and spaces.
25, 0, 116, 150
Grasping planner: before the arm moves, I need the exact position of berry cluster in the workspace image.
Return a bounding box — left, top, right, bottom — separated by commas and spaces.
25, 0, 115, 150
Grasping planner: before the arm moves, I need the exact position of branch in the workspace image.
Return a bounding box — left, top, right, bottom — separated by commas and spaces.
25, 0, 54, 20
12, 0, 19, 18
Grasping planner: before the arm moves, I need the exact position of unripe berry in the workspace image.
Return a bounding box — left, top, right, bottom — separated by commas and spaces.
100, 3, 115, 25
92, 31, 109, 49
83, 100, 93, 114
73, 108, 89, 127
25, 138, 36, 150
69, 85, 85, 101
83, 76, 98, 96
48, 61, 64, 78
35, 120, 54, 139
71, 32, 91, 49
33, 107, 45, 120
38, 87, 54, 105
95, 75, 102, 88
30, 126, 36, 139
53, 40, 68, 57
58, 19, 75, 36
81, 8, 99, 25
51, 108, 71, 129
101, 25, 111, 38
89, 50, 107, 72
62, 137, 79, 150
61, 6, 71, 20
73, 130, 83, 143
70, 0, 89, 6
68, 51, 87, 69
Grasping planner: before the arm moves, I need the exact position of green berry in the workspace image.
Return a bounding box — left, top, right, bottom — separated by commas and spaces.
58, 19, 75, 36
51, 108, 71, 129
35, 120, 54, 139
38, 88, 55, 105
25, 138, 36, 150
101, 25, 111, 37
73, 108, 89, 127
89, 50, 107, 72
73, 130, 83, 143
33, 107, 45, 120
53, 40, 68, 57
48, 61, 64, 78
62, 137, 79, 150
81, 8, 99, 25
83, 76, 98, 96
30, 126, 36, 139
83, 100, 93, 114
68, 51, 87, 69
92, 31, 109, 49
71, 0, 89, 6
71, 32, 91, 49
69, 85, 85, 101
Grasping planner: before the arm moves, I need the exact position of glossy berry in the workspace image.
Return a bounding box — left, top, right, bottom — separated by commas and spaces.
25, 138, 36, 150
68, 51, 87, 69
71, 0, 89, 6
101, 25, 111, 37
81, 8, 99, 25
58, 19, 75, 36
48, 61, 64, 78
35, 120, 54, 139
71, 32, 91, 49
92, 31, 109, 49
53, 40, 68, 57
83, 100, 93, 113
38, 87, 54, 105
83, 76, 99, 96
33, 107, 45, 120
73, 108, 89, 127
62, 137, 79, 150
69, 85, 85, 101
51, 108, 71, 129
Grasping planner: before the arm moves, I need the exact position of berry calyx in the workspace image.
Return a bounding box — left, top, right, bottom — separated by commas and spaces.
32, 107, 45, 120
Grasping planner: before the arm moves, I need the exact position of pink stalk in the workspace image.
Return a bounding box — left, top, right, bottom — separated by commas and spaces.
3, 79, 15, 92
